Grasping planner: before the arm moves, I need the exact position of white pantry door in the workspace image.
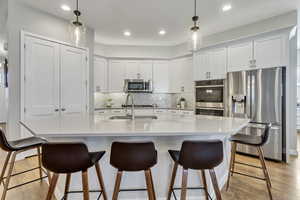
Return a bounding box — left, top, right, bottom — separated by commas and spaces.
60, 46, 88, 114
24, 36, 60, 118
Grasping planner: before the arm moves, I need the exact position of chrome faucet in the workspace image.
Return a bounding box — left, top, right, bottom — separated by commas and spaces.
125, 93, 135, 120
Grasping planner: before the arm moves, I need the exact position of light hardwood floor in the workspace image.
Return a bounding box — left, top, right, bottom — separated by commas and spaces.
0, 135, 299, 200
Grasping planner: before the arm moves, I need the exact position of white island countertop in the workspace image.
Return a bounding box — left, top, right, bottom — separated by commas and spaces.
20, 113, 250, 138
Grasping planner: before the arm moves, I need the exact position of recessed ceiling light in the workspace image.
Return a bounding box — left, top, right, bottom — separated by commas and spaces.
123, 31, 131, 36
159, 30, 166, 35
222, 4, 232, 12
61, 4, 71, 11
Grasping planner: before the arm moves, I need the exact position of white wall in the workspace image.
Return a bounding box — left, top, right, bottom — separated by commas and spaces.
0, 0, 8, 55
7, 0, 95, 139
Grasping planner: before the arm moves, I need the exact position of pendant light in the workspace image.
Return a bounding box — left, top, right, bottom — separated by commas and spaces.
190, 0, 201, 51
70, 0, 86, 46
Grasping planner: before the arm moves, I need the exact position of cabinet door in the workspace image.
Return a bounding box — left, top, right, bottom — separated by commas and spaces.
169, 59, 182, 93
139, 61, 153, 80
228, 42, 253, 72
109, 60, 126, 92
209, 48, 227, 79
125, 61, 139, 79
24, 36, 60, 118
254, 35, 285, 68
194, 52, 210, 81
153, 61, 170, 93
182, 57, 194, 93
60, 46, 88, 114
94, 57, 108, 93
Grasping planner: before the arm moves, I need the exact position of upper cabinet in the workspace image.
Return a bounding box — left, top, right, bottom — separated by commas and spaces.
170, 57, 193, 93
194, 48, 227, 81
254, 35, 286, 68
228, 42, 253, 72
109, 60, 126, 92
125, 60, 153, 80
94, 57, 108, 93
228, 34, 287, 72
153, 61, 170, 93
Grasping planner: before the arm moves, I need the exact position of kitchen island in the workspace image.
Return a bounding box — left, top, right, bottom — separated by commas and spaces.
20, 113, 249, 200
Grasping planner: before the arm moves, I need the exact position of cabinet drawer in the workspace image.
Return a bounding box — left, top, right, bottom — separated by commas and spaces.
181, 110, 194, 115
111, 109, 124, 114
154, 109, 168, 114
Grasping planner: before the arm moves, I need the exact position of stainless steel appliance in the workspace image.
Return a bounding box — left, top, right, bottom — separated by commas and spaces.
228, 67, 286, 161
195, 79, 225, 116
124, 79, 152, 93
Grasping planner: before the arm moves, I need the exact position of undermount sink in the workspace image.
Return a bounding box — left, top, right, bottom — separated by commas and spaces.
109, 115, 158, 120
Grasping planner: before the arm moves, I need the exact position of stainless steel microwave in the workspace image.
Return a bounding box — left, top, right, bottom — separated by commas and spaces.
124, 79, 153, 93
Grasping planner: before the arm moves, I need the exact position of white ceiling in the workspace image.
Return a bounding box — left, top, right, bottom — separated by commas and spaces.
21, 0, 299, 46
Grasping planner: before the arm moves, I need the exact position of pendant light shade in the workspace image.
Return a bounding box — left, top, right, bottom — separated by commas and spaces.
190, 0, 202, 51
70, 0, 86, 46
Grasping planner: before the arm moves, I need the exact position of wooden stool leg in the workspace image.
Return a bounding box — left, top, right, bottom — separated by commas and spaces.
112, 171, 123, 200
46, 173, 59, 200
0, 152, 11, 185
226, 142, 236, 191
257, 147, 273, 200
149, 169, 156, 200
95, 163, 108, 200
180, 169, 188, 200
209, 169, 222, 200
201, 170, 209, 200
167, 163, 178, 200
82, 170, 90, 200
145, 169, 155, 200
1, 151, 17, 200
258, 147, 272, 187
37, 147, 43, 180
64, 173, 71, 200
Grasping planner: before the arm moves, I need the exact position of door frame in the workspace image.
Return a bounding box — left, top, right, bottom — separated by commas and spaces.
20, 31, 90, 136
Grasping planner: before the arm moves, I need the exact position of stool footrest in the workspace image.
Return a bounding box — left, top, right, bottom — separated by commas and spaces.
62, 190, 103, 200
231, 170, 266, 181
7, 176, 48, 190
119, 188, 148, 192
235, 161, 263, 169
171, 187, 213, 200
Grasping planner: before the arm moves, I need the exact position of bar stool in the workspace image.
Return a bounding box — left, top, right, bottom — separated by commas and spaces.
42, 143, 107, 200
226, 122, 273, 200
167, 140, 224, 200
0, 128, 50, 200
110, 141, 157, 200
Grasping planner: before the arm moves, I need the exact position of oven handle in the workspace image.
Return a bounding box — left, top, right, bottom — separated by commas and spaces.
196, 107, 225, 111
195, 85, 224, 88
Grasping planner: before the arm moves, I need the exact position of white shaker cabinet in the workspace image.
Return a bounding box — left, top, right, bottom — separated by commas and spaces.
60, 46, 88, 114
139, 61, 153, 81
228, 42, 253, 72
169, 59, 182, 93
193, 51, 210, 81
153, 61, 170, 93
125, 60, 140, 79
194, 48, 226, 81
23, 35, 89, 118
94, 57, 108, 93
209, 48, 227, 80
109, 60, 126, 92
254, 35, 286, 68
125, 60, 153, 80
170, 57, 193, 93
24, 37, 60, 118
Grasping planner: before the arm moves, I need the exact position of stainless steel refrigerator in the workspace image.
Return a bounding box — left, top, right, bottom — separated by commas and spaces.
227, 67, 286, 161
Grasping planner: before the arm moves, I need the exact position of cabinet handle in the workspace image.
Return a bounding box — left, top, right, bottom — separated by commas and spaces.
54, 109, 59, 112
61, 108, 66, 111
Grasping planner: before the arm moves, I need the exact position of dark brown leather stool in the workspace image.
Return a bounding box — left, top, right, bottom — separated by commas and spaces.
42, 143, 107, 200
226, 122, 273, 200
167, 140, 224, 200
0, 128, 50, 200
110, 141, 157, 200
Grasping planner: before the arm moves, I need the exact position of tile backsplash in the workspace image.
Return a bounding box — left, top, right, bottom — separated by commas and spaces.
94, 92, 195, 109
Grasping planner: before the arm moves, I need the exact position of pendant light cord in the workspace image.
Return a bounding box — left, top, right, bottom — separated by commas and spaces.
194, 0, 197, 16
